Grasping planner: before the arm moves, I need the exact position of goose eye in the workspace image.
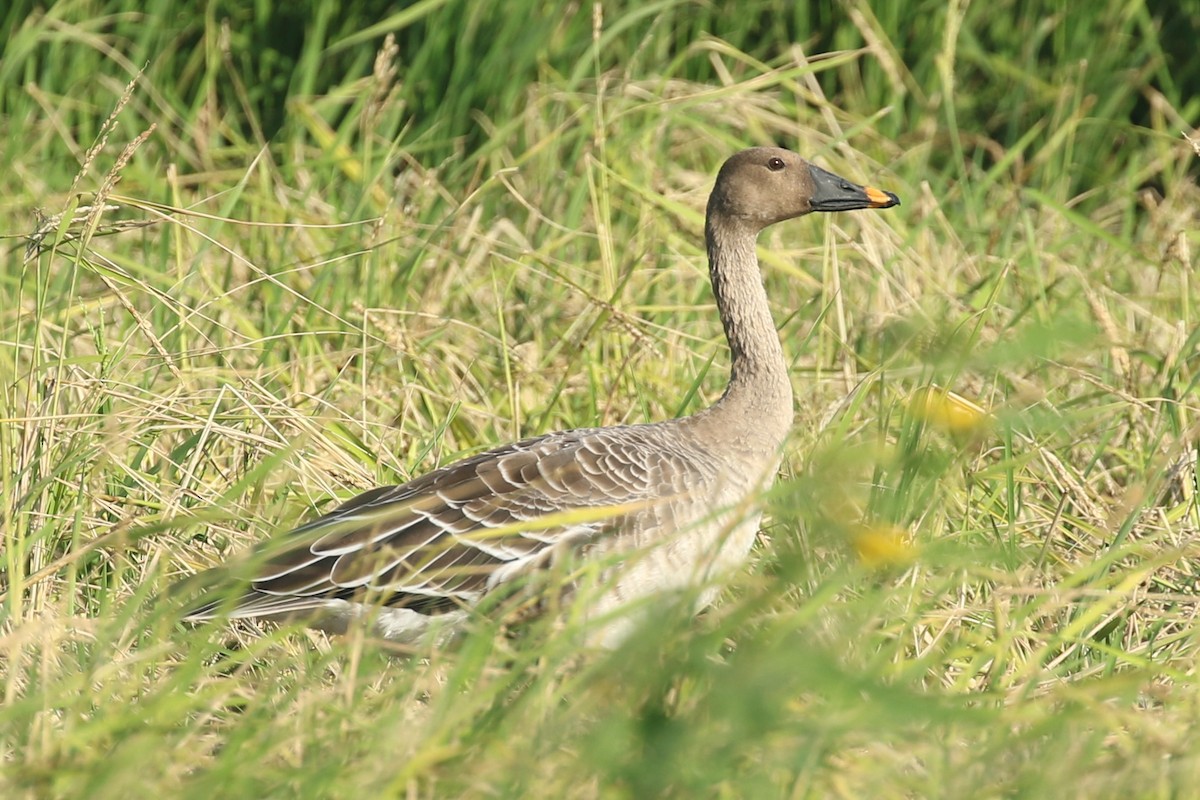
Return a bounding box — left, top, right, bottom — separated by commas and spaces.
767, 157, 785, 171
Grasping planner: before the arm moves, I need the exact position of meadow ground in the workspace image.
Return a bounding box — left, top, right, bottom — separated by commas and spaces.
2, 2, 1199, 797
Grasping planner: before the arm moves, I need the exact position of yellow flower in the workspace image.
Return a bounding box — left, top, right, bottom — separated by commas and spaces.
851, 524, 916, 568
908, 386, 991, 436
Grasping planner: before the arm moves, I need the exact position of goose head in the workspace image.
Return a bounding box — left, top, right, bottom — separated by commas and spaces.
707, 147, 899, 230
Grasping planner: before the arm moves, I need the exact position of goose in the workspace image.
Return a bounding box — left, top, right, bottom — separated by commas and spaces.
179, 147, 899, 648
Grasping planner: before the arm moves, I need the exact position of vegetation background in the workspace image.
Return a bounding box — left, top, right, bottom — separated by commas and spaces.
2, 0, 1198, 796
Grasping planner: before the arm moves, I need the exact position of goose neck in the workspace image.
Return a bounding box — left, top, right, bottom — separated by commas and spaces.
701, 213, 793, 439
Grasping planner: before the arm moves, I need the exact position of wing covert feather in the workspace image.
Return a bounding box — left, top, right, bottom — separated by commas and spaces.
195, 425, 710, 617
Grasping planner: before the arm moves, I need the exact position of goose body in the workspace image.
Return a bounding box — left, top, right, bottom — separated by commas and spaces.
181, 147, 899, 646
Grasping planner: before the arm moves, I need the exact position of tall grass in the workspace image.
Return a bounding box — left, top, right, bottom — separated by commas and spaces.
2, 1, 1198, 797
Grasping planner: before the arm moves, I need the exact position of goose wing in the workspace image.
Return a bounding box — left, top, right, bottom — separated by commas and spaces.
184, 425, 693, 619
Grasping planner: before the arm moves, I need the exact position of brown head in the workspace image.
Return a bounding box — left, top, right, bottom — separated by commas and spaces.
706, 147, 899, 230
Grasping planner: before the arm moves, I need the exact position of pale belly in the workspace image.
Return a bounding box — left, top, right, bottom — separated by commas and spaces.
578, 463, 775, 647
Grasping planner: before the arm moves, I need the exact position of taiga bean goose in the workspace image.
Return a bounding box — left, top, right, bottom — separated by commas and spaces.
180, 147, 899, 647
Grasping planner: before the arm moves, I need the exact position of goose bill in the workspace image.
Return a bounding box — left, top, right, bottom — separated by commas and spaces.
808, 164, 901, 211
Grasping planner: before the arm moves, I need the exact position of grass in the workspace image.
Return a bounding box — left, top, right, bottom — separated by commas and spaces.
2, 1, 1200, 797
